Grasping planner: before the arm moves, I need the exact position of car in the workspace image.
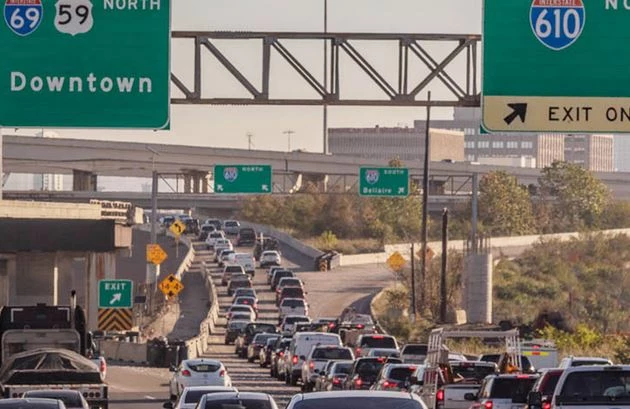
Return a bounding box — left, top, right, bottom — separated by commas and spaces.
270, 337, 292, 379
267, 266, 285, 284
479, 353, 537, 373
400, 344, 428, 364
236, 227, 257, 246
316, 360, 354, 391
234, 253, 256, 276
203, 218, 222, 231
277, 286, 307, 306
213, 239, 234, 261
0, 398, 67, 409
224, 320, 250, 345
275, 277, 305, 296
218, 249, 236, 267
344, 356, 404, 390
169, 359, 232, 397
284, 391, 426, 409
198, 224, 216, 241
222, 220, 240, 235
225, 304, 256, 321
233, 296, 258, 313
280, 315, 311, 335
285, 332, 343, 387
222, 264, 246, 286
227, 277, 253, 297
228, 312, 255, 323
354, 334, 399, 357
232, 288, 257, 302
525, 368, 564, 409
163, 386, 238, 409
271, 269, 296, 291
259, 336, 280, 368
466, 374, 538, 409
260, 250, 281, 268
195, 392, 278, 409
184, 218, 200, 235
22, 390, 89, 409
246, 333, 281, 363
235, 322, 279, 358
206, 230, 226, 250
371, 363, 419, 392
557, 356, 613, 368
279, 298, 309, 322
301, 345, 355, 391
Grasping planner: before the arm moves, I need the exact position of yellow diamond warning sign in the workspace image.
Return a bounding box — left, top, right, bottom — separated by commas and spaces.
159, 274, 184, 298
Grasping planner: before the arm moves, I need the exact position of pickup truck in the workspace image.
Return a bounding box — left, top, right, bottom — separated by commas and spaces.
528, 365, 630, 409
0, 348, 108, 409
434, 361, 498, 409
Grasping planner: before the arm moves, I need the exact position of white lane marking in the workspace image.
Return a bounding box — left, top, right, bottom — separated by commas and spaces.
144, 395, 157, 400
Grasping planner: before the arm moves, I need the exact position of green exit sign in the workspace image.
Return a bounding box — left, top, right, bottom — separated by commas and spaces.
214, 165, 272, 194
359, 167, 409, 197
98, 279, 133, 309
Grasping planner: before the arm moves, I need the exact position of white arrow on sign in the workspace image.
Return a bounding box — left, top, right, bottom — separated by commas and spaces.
110, 293, 122, 305
262, 184, 269, 191
217, 184, 224, 191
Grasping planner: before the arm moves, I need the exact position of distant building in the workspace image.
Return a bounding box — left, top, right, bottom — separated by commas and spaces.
477, 156, 537, 168
614, 135, 630, 172
328, 126, 464, 162
414, 107, 614, 171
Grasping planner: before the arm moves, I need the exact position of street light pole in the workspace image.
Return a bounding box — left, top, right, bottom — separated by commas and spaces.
419, 92, 432, 314
284, 130, 295, 152
323, 0, 328, 154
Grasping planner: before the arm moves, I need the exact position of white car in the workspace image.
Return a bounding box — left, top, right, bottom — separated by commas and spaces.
278, 298, 309, 322
168, 359, 232, 397
205, 231, 226, 250
164, 386, 238, 409
234, 253, 256, 275
279, 315, 311, 335
214, 239, 234, 261
260, 251, 281, 268
223, 220, 240, 235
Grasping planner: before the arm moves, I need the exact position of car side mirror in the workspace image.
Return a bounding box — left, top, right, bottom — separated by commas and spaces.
464, 393, 477, 401
163, 402, 174, 409
528, 392, 542, 406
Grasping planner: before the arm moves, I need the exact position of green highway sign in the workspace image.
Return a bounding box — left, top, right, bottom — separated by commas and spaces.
214, 165, 272, 194
359, 167, 409, 197
98, 279, 133, 309
483, 0, 630, 133
0, 0, 170, 129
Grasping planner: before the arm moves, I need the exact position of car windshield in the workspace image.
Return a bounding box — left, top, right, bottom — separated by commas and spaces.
203, 398, 272, 409
247, 324, 277, 335
285, 316, 309, 324
188, 362, 221, 372
282, 299, 305, 307
274, 272, 294, 282
452, 364, 497, 381
540, 372, 562, 396
559, 370, 630, 401
402, 345, 427, 355
184, 390, 233, 404
228, 321, 249, 330
282, 288, 305, 297
253, 334, 278, 343
333, 362, 353, 374
360, 336, 396, 349
312, 348, 353, 360
356, 360, 386, 376
278, 279, 301, 287
389, 367, 416, 382
224, 221, 238, 227
226, 266, 243, 272
489, 378, 537, 402
25, 392, 82, 408
291, 397, 422, 409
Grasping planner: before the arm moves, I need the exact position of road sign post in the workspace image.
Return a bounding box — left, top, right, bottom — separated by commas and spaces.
214, 165, 272, 194
483, 0, 630, 133
0, 0, 170, 129
359, 167, 409, 197
98, 279, 133, 309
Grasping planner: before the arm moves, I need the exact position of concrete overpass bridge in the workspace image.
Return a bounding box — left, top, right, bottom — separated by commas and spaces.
4, 134, 630, 200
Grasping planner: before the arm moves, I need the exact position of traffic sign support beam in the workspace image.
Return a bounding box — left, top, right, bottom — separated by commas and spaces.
171, 31, 481, 107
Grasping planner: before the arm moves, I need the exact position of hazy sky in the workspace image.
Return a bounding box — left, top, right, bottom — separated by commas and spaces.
11, 0, 482, 153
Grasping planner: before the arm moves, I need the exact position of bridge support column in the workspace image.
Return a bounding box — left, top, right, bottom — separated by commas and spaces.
86, 252, 117, 330
183, 174, 192, 193
202, 173, 209, 193
73, 170, 97, 191
192, 174, 201, 193
463, 253, 493, 324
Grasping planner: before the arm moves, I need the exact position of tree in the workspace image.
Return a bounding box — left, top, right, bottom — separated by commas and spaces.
538, 161, 610, 231
477, 171, 536, 236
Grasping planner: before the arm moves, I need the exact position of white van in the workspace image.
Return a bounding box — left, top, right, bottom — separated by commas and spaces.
234, 253, 255, 275
284, 332, 342, 386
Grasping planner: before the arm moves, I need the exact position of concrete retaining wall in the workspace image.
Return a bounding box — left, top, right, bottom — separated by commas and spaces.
240, 221, 324, 260
100, 339, 148, 363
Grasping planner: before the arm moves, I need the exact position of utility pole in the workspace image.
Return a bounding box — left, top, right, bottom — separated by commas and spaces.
246, 132, 254, 150
440, 208, 449, 323
471, 173, 479, 253
146, 146, 160, 314
419, 92, 432, 314
410, 242, 417, 320
283, 130, 295, 152
322, 0, 328, 154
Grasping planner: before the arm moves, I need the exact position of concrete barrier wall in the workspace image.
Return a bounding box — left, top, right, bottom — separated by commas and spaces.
240, 221, 324, 260
340, 252, 388, 266
100, 339, 148, 363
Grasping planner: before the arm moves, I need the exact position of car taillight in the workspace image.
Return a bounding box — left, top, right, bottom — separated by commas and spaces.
355, 348, 362, 356
279, 351, 284, 357
309, 361, 315, 369
219, 369, 225, 377
383, 380, 396, 388
100, 360, 106, 373
484, 401, 493, 409
372, 335, 384, 339
333, 377, 341, 385
437, 389, 445, 402
355, 378, 363, 386
356, 324, 364, 329
541, 403, 551, 409
181, 369, 191, 377
292, 356, 299, 365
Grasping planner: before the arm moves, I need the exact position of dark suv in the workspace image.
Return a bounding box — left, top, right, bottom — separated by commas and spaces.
526, 369, 564, 409
237, 227, 257, 246
235, 322, 278, 358
344, 356, 403, 390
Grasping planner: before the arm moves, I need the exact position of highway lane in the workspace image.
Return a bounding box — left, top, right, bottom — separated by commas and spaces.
107, 365, 170, 409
